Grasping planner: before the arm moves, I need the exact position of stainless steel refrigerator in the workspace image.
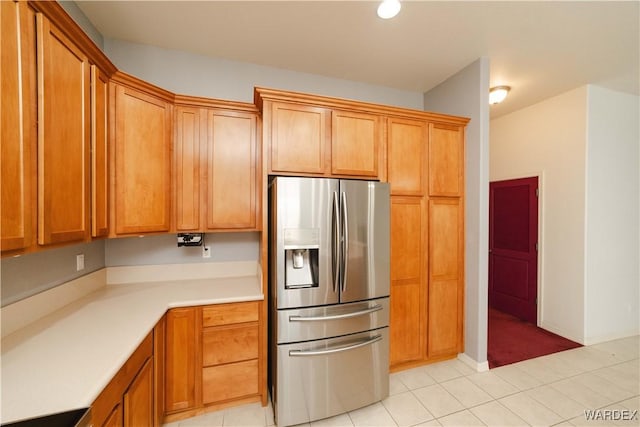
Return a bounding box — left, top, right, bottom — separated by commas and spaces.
269, 176, 390, 427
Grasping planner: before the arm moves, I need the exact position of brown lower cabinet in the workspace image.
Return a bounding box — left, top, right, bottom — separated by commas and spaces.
164, 301, 260, 422
92, 301, 260, 426
92, 332, 156, 427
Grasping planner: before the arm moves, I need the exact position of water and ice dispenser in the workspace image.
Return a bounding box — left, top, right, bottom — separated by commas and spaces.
283, 228, 319, 289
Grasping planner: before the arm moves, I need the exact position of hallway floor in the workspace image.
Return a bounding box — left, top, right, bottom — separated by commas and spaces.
164, 335, 639, 427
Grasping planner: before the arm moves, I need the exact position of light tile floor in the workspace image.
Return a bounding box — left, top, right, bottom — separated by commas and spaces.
163, 335, 639, 427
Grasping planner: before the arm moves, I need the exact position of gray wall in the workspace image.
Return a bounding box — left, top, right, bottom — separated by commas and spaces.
103, 39, 424, 108
1, 240, 105, 307
58, 1, 104, 50
105, 233, 260, 266
424, 58, 490, 365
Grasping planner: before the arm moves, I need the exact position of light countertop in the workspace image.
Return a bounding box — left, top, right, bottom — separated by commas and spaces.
1, 270, 262, 424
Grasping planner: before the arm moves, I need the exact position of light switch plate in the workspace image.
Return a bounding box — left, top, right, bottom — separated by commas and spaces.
76, 254, 85, 271
202, 246, 211, 258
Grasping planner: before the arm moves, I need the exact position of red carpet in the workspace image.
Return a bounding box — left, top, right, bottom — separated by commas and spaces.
488, 307, 582, 368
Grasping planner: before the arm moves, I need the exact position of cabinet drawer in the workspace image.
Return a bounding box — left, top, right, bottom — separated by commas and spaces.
202, 301, 259, 327
203, 324, 258, 366
202, 359, 259, 404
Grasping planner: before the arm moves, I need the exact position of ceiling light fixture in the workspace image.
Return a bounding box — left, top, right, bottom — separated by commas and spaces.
489, 86, 511, 104
377, 0, 401, 19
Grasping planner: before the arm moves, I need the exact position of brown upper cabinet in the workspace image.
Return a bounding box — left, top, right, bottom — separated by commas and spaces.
110, 74, 173, 236
1, 1, 36, 253
174, 100, 259, 232
428, 123, 465, 197
387, 117, 428, 196
1, 1, 116, 255
267, 102, 329, 175
256, 88, 384, 179
331, 110, 381, 177
36, 12, 91, 245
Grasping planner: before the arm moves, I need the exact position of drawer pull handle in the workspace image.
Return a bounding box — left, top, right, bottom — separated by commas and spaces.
289, 335, 382, 357
288, 304, 382, 322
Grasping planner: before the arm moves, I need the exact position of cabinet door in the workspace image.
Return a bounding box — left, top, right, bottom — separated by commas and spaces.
429, 124, 464, 197
113, 85, 171, 234
124, 357, 153, 427
428, 198, 463, 357
1, 1, 35, 252
37, 13, 90, 245
387, 118, 427, 196
91, 65, 109, 237
175, 106, 202, 231
331, 110, 381, 177
101, 403, 123, 427
390, 197, 425, 366
165, 308, 197, 413
269, 102, 328, 174
206, 111, 257, 229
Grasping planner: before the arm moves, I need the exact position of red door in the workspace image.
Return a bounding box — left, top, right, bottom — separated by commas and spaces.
489, 177, 538, 324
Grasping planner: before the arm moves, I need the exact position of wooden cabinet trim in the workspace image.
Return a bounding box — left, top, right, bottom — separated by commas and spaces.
175, 94, 257, 113
255, 87, 470, 126
111, 71, 174, 103
27, 0, 116, 76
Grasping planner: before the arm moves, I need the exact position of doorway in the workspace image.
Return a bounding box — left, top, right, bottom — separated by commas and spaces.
488, 176, 538, 323
487, 176, 582, 368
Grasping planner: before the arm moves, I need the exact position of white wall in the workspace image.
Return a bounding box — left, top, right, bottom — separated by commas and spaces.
424, 58, 490, 366
584, 86, 640, 343
490, 87, 589, 343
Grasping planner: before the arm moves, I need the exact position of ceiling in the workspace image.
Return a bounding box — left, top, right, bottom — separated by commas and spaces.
76, 1, 639, 117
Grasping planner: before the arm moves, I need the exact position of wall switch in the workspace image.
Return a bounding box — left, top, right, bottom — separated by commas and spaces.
202, 246, 211, 258
76, 254, 85, 271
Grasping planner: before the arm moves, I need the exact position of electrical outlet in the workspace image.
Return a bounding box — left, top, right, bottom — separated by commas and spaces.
76, 254, 85, 271
202, 246, 211, 258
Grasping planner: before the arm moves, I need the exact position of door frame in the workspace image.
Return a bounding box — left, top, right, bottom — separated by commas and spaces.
489, 172, 544, 326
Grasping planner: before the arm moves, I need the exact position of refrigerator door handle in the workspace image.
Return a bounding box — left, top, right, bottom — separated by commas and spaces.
331, 191, 340, 293
288, 304, 383, 322
340, 191, 349, 293
288, 334, 382, 357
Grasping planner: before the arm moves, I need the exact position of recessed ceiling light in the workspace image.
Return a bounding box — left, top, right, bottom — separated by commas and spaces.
489, 86, 511, 104
377, 0, 401, 19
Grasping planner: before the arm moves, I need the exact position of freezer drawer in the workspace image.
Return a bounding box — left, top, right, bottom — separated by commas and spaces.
276, 297, 389, 344
274, 328, 389, 427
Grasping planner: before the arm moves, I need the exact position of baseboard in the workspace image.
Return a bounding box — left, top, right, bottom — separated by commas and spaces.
583, 329, 640, 346
457, 352, 489, 372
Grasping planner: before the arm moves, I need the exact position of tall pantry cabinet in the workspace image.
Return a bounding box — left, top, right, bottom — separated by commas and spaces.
387, 117, 467, 369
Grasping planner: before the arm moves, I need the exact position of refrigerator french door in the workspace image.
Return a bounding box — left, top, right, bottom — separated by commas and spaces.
269, 177, 390, 427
